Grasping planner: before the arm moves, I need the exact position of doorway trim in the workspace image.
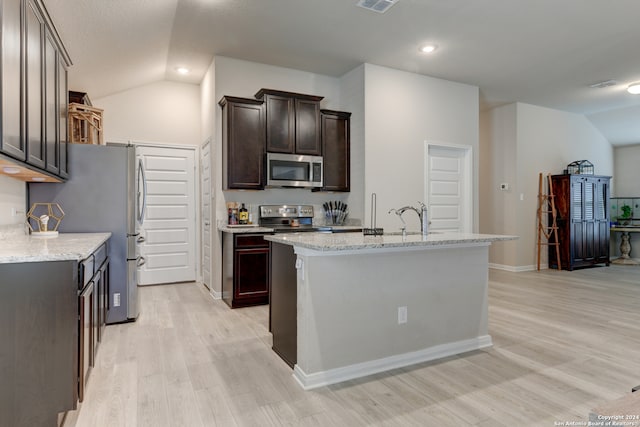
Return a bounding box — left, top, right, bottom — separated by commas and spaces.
424, 141, 473, 233
201, 139, 212, 291
131, 141, 199, 285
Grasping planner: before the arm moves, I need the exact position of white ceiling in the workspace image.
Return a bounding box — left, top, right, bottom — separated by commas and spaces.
45, 0, 640, 146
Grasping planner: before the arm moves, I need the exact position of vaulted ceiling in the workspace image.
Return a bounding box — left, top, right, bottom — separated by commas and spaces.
45, 0, 640, 145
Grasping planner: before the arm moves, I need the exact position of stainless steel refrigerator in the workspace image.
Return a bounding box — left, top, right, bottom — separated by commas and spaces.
28, 143, 147, 323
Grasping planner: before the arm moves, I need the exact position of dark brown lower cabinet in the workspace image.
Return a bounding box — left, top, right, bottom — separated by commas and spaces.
78, 246, 109, 402
0, 238, 111, 425
269, 242, 298, 368
222, 233, 271, 308
97, 261, 109, 341
78, 281, 94, 403
0, 261, 78, 427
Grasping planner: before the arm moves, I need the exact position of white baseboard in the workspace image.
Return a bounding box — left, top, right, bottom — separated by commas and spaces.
489, 263, 544, 272
210, 289, 222, 300
292, 335, 493, 390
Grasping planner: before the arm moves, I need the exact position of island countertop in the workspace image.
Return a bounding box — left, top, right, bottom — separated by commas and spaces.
264, 231, 517, 252
218, 224, 363, 234
0, 232, 111, 263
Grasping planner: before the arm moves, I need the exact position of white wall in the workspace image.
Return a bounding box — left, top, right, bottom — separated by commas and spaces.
481, 102, 614, 270
338, 64, 365, 224
612, 144, 640, 255
363, 64, 480, 232
614, 144, 640, 196
94, 80, 201, 147
201, 61, 216, 145
0, 175, 26, 226
480, 104, 518, 267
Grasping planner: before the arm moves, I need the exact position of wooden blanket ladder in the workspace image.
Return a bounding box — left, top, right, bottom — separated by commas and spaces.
537, 173, 562, 270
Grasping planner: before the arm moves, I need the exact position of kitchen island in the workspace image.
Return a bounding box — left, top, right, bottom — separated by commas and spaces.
265, 231, 517, 390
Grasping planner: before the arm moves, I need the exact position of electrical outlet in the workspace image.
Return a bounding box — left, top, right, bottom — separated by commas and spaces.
113, 293, 121, 307
398, 306, 407, 324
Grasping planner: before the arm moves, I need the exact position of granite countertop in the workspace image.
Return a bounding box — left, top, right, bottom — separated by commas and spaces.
218, 225, 275, 234
0, 232, 111, 264
315, 225, 363, 232
265, 231, 518, 251
218, 224, 363, 234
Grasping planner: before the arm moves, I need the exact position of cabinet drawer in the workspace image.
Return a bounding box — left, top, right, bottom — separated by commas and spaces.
94, 243, 107, 271
235, 234, 270, 248
79, 256, 94, 289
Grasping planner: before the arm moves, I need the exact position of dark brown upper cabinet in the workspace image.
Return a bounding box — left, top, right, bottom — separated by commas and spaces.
255, 89, 323, 156
58, 55, 69, 178
219, 96, 265, 190
321, 109, 351, 192
45, 28, 59, 174
0, 0, 25, 161
26, 0, 45, 169
0, 0, 71, 182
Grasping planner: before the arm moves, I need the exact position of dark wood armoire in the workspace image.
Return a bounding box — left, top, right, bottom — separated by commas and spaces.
549, 174, 611, 271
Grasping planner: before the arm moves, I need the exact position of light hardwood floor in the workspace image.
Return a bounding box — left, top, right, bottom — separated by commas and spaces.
63, 266, 640, 427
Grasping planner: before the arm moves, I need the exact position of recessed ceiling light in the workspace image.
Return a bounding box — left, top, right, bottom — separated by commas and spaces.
627, 83, 640, 94
3, 166, 20, 174
176, 67, 190, 75
419, 44, 438, 54
31, 177, 46, 181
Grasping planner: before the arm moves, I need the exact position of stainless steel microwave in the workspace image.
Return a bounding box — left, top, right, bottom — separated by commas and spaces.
266, 153, 323, 188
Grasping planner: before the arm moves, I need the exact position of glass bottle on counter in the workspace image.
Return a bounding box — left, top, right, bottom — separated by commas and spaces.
228, 207, 238, 225
238, 203, 248, 225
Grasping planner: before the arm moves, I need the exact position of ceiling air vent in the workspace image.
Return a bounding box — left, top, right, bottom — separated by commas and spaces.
356, 0, 399, 13
589, 79, 617, 89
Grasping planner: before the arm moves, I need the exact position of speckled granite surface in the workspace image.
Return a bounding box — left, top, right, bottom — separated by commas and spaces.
265, 231, 518, 251
0, 224, 27, 239
218, 224, 363, 234
218, 225, 275, 234
0, 232, 111, 263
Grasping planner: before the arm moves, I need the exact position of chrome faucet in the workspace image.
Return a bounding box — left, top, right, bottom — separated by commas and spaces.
391, 202, 429, 236
388, 208, 407, 237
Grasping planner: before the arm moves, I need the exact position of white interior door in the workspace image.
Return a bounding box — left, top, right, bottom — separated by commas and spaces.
426, 143, 472, 233
201, 142, 212, 290
137, 145, 197, 285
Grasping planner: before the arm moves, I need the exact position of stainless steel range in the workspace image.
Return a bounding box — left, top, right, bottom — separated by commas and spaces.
259, 205, 317, 233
